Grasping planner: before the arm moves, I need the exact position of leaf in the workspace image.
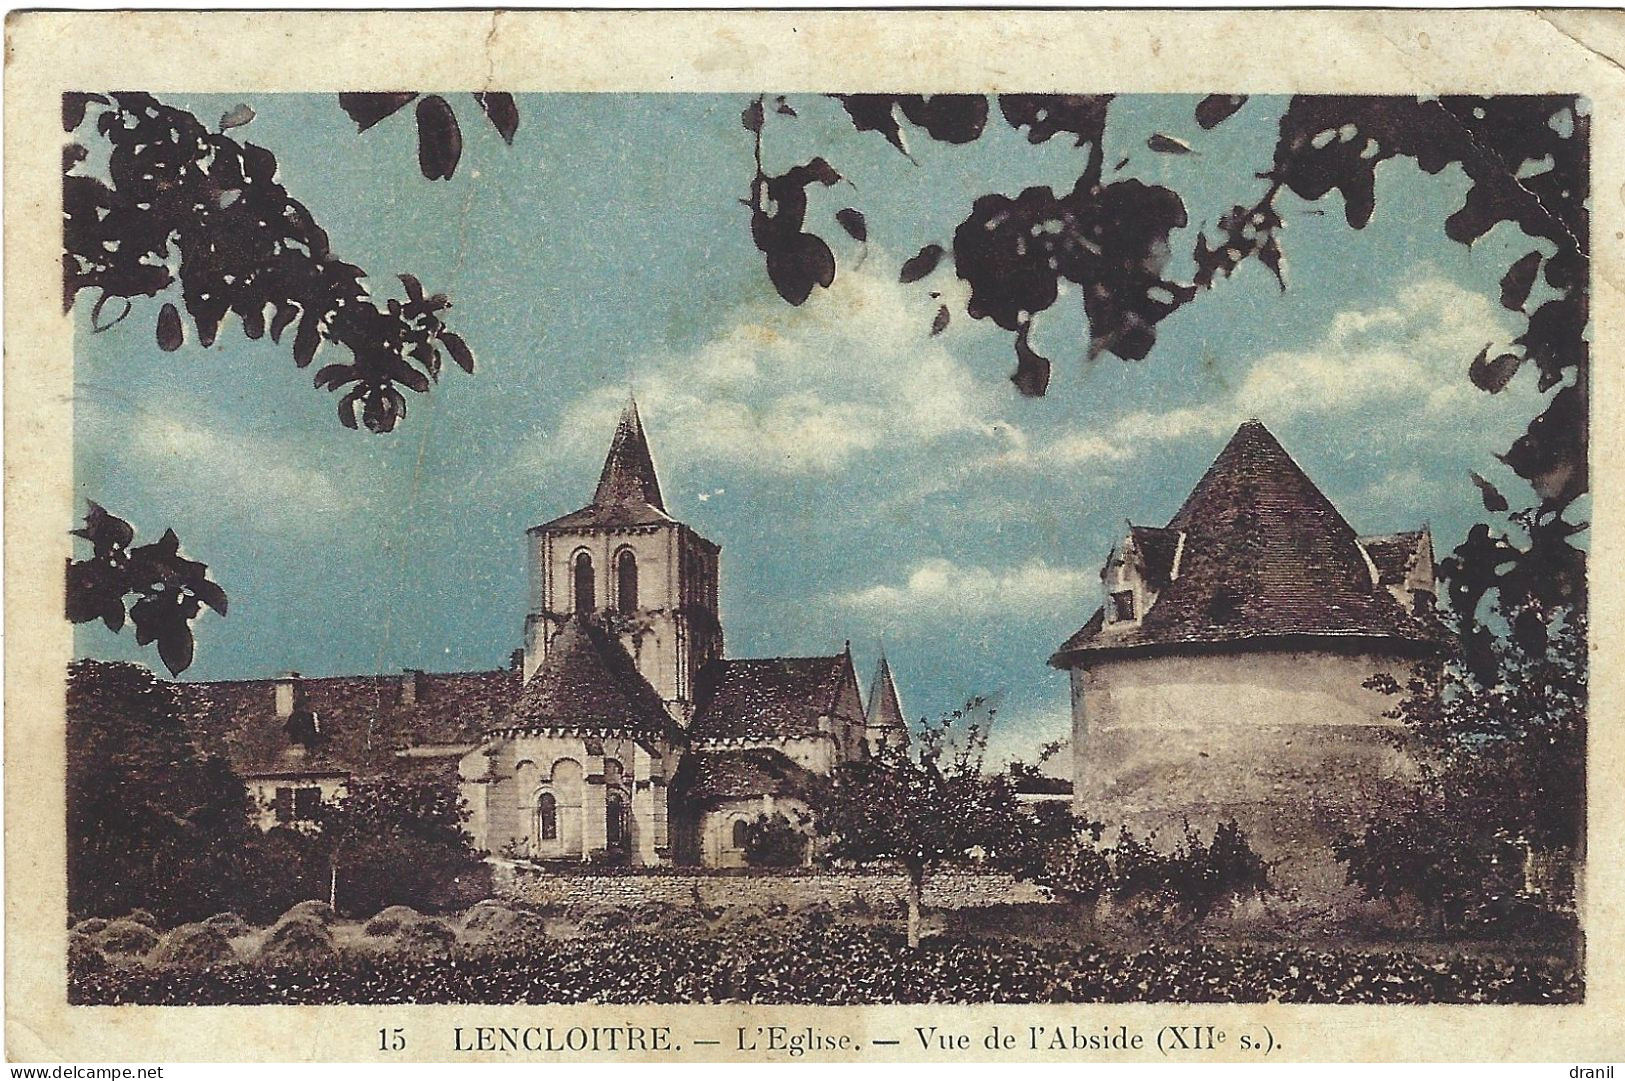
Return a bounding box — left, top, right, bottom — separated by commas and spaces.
156, 624, 196, 676
899, 244, 944, 284
1258, 238, 1286, 291
834, 95, 908, 156
835, 208, 868, 242
774, 96, 797, 117
155, 303, 184, 352
313, 363, 355, 390
218, 103, 256, 131
1469, 470, 1510, 513
293, 313, 322, 368
765, 232, 836, 307
339, 92, 419, 132
61, 92, 108, 133
1500, 251, 1542, 312
473, 92, 519, 144
398, 273, 425, 303
415, 95, 462, 181
1469, 346, 1522, 394
1195, 94, 1247, 130
930, 305, 950, 337
1147, 133, 1193, 155
440, 332, 475, 374
741, 98, 764, 134
1012, 322, 1051, 397
193, 577, 229, 617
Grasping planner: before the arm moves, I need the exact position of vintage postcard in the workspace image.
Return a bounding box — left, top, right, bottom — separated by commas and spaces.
5, 7, 1623, 1064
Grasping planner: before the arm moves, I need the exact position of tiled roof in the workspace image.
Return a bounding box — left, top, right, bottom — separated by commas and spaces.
1361, 531, 1426, 586
1128, 525, 1181, 591
507, 618, 676, 738
533, 399, 672, 532
179, 668, 517, 778
1053, 421, 1444, 662
691, 654, 850, 741
671, 747, 823, 807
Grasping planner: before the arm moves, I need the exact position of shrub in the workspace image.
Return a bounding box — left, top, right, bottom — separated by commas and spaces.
463, 902, 541, 939
743, 814, 810, 868
68, 934, 106, 975
282, 899, 337, 925
629, 900, 674, 928
391, 918, 458, 958
258, 917, 335, 965
153, 923, 237, 969
202, 912, 252, 938
125, 909, 159, 929
97, 919, 159, 955
71, 917, 109, 936
576, 906, 630, 933
364, 906, 423, 937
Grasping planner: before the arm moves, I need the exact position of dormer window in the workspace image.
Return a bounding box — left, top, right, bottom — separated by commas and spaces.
1110, 590, 1136, 623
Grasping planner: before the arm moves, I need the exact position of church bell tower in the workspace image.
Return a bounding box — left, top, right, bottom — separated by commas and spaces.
523, 399, 722, 724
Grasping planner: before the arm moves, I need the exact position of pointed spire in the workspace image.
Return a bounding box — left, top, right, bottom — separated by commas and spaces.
866, 651, 906, 731
592, 397, 665, 514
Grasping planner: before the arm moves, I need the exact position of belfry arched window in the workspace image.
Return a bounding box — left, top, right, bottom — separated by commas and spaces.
535, 791, 558, 842
731, 818, 750, 849
616, 549, 638, 613
573, 551, 595, 612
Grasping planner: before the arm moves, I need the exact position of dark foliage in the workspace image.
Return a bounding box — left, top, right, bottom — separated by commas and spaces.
69, 924, 1579, 1005
1336, 606, 1585, 928
741, 813, 810, 868
66, 660, 262, 926
312, 776, 489, 918
337, 91, 520, 179
64, 91, 475, 434
66, 503, 224, 675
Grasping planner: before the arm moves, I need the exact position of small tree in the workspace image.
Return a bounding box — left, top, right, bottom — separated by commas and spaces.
1335, 604, 1585, 930
313, 776, 488, 917
817, 699, 1024, 947
742, 813, 810, 868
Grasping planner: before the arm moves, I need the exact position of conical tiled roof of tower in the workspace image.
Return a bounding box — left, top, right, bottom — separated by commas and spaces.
1053, 419, 1442, 660
865, 654, 907, 732
505, 618, 676, 736
535, 399, 672, 530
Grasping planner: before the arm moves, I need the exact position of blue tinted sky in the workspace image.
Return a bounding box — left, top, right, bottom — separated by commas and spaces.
74, 93, 1555, 765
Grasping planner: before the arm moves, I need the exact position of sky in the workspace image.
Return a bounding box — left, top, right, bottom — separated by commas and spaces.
73, 93, 1558, 767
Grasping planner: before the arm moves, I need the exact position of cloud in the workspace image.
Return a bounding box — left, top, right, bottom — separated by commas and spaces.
1000, 270, 1537, 468
102, 406, 356, 523
834, 557, 1098, 623
542, 261, 1015, 476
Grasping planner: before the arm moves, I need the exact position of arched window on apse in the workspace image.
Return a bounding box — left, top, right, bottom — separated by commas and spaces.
574, 551, 595, 613
616, 549, 638, 613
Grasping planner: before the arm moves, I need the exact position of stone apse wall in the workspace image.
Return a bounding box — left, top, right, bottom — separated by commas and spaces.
493, 862, 1055, 910
1071, 645, 1419, 903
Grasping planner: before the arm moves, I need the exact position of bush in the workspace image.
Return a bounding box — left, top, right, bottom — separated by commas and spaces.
202, 912, 252, 938
153, 923, 237, 968
463, 902, 541, 939
629, 900, 674, 928
258, 917, 335, 965
576, 906, 631, 933
125, 909, 159, 929
743, 814, 810, 868
68, 934, 106, 975
391, 918, 458, 958
97, 919, 159, 955
364, 906, 423, 937
281, 900, 337, 925
71, 917, 109, 936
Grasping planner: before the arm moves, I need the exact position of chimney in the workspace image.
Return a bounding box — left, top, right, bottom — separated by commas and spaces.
273, 673, 301, 718
400, 669, 424, 708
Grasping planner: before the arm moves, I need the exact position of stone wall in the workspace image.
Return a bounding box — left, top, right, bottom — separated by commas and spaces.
492, 862, 1055, 910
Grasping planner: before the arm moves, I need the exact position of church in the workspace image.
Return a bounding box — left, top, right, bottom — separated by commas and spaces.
181, 401, 909, 867
1050, 420, 1446, 900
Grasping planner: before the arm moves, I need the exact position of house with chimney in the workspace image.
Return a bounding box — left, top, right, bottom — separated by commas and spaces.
181, 400, 909, 867
1050, 420, 1445, 900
